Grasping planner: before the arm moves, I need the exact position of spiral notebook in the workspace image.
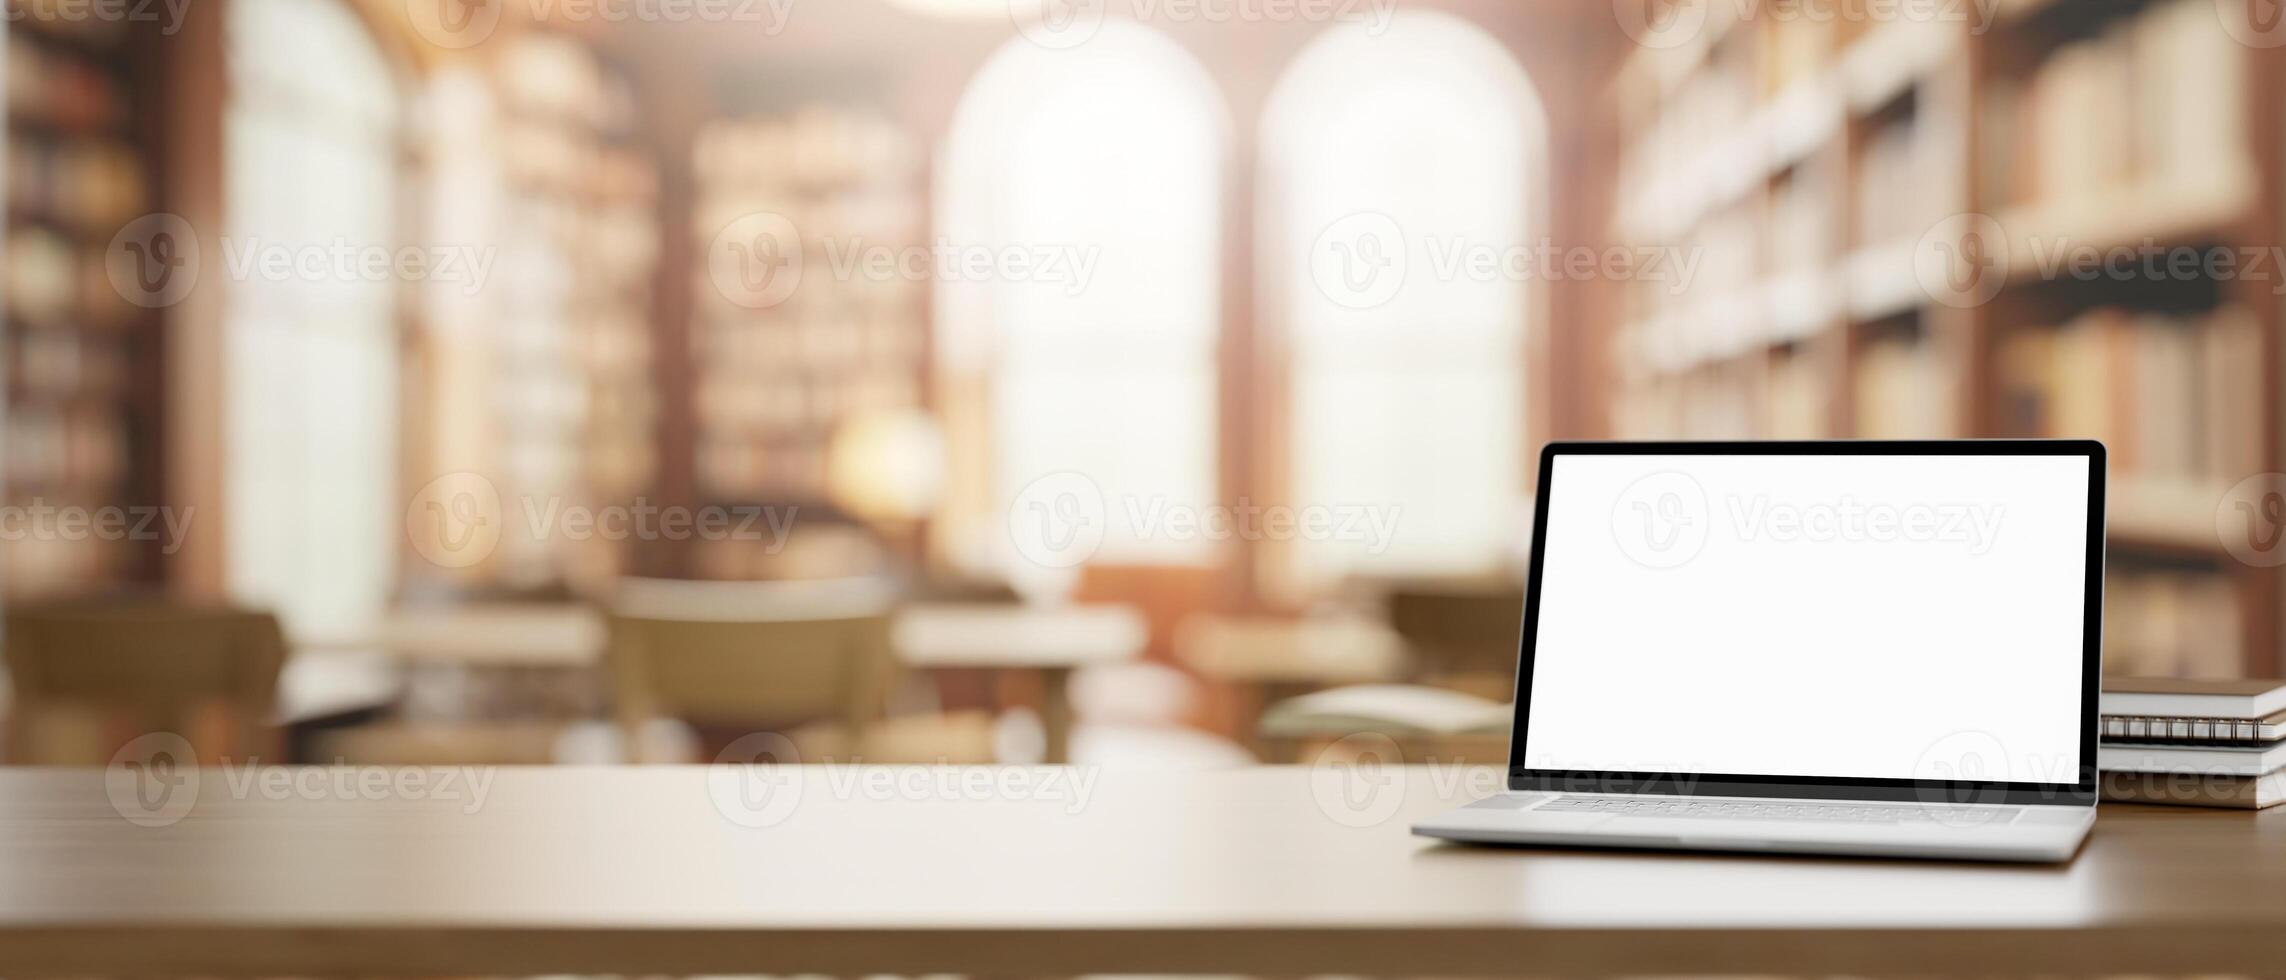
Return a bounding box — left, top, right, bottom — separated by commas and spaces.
2102, 709, 2286, 744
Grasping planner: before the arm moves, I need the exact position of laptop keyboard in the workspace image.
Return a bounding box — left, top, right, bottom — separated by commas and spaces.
1537, 795, 2021, 825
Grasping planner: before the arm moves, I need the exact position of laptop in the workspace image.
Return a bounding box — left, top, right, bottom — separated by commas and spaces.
1413, 440, 2103, 863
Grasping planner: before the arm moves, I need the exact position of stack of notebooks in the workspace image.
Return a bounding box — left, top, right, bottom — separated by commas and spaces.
2100, 678, 2286, 808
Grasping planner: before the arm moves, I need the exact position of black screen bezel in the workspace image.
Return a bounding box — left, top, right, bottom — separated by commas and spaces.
1507, 440, 2104, 807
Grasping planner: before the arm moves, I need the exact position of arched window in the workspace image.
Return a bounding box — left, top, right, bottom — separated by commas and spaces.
224, 0, 401, 643
1261, 12, 1544, 592
936, 24, 1227, 582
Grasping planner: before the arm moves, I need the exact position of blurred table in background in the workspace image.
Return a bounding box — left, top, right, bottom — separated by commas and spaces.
892, 603, 1148, 763
1175, 614, 1408, 748
349, 600, 1146, 764
381, 604, 605, 667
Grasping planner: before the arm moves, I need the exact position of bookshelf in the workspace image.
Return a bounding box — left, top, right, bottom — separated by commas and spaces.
411, 30, 661, 593
1606, 0, 2282, 677
484, 32, 653, 589
687, 105, 925, 578
2, 8, 161, 597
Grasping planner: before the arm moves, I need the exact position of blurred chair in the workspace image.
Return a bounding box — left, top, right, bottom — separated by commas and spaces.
605, 578, 991, 763
3, 600, 288, 764
1385, 579, 1525, 700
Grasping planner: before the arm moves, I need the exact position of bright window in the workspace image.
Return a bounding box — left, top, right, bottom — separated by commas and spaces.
224, 0, 401, 643
937, 24, 1227, 575
1261, 12, 1543, 591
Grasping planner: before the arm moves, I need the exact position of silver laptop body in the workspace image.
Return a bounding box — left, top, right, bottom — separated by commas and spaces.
1413, 441, 2104, 863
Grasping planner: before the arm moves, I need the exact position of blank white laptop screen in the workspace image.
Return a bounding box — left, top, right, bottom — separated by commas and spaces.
1523, 453, 2090, 784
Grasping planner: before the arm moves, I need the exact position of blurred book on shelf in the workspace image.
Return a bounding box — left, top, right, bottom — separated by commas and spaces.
1606, 0, 2278, 679
2103, 568, 2243, 679
1996, 306, 2264, 488
2, 8, 158, 595
1853, 331, 1952, 439
1981, 0, 2246, 212
691, 105, 923, 513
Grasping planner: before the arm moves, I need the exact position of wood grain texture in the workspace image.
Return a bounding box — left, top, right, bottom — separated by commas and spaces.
1, 766, 2283, 976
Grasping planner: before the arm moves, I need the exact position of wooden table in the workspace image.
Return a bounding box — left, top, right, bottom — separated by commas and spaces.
891, 603, 1147, 763
373, 602, 1143, 763
380, 604, 604, 667
4, 766, 2284, 977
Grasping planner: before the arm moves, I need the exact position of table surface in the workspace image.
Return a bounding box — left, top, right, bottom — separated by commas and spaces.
1175, 614, 1408, 682
3, 766, 2283, 976
890, 602, 1147, 667
380, 602, 1147, 670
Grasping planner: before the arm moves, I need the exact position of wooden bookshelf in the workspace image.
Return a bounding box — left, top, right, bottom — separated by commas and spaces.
1606, 0, 2284, 677
2, 8, 163, 597
408, 30, 662, 594
687, 104, 924, 578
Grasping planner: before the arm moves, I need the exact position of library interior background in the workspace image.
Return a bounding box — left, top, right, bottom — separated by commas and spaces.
2, 0, 2283, 768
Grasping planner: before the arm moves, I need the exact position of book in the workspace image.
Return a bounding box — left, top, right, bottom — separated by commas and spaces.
2103, 707, 2286, 744
2100, 769, 2286, 809
2098, 741, 2286, 778
2101, 678, 2286, 719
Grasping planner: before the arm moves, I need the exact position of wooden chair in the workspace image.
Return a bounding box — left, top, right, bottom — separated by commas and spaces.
3, 601, 288, 764
605, 578, 991, 763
